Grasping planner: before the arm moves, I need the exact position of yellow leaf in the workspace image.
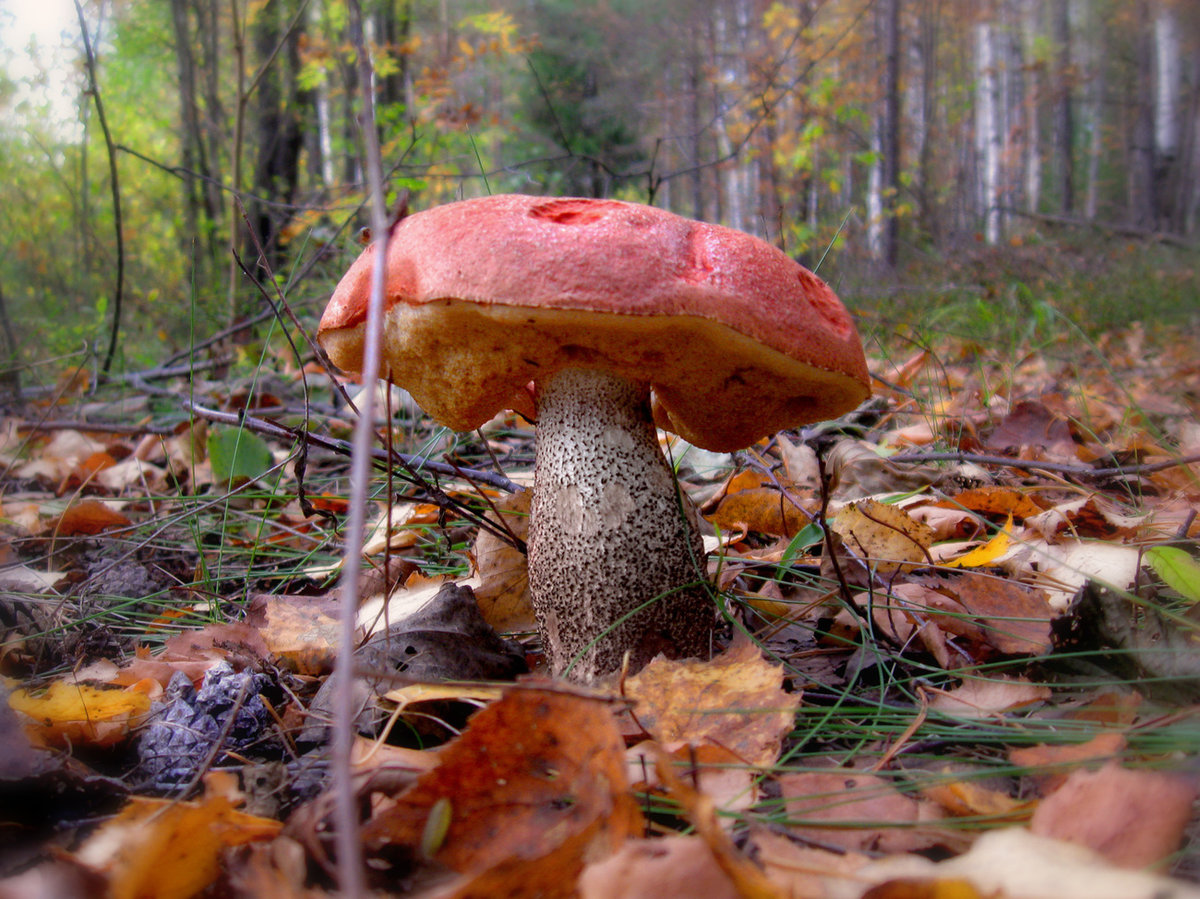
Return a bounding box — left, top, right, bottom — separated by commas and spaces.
9, 679, 152, 747
942, 515, 1013, 569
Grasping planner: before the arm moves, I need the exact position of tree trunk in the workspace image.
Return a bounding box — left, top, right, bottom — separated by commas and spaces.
878, 0, 902, 266
913, 0, 938, 245
1128, 1, 1157, 228
247, 0, 312, 276
1052, 0, 1074, 214
976, 22, 1004, 243
1082, 1, 1105, 221
1152, 2, 1182, 231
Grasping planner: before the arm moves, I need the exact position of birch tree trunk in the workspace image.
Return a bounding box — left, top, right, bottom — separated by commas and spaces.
976, 21, 1004, 244
878, 0, 902, 266
1152, 2, 1182, 231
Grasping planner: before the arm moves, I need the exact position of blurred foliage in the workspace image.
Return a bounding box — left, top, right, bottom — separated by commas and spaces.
0, 0, 1196, 380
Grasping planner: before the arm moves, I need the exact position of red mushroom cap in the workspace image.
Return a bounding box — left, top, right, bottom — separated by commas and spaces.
318, 194, 870, 452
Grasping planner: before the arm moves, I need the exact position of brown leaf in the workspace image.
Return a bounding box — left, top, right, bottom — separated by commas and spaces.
705, 485, 814, 538
1008, 732, 1127, 795
247, 594, 340, 675
909, 570, 1054, 657
53, 499, 131, 536
622, 638, 800, 767
579, 836, 742, 899
928, 676, 1050, 718
919, 772, 1032, 821
472, 489, 535, 631
931, 486, 1046, 523
984, 399, 1077, 460
778, 769, 954, 854
750, 827, 874, 899
360, 685, 641, 884
627, 742, 758, 816
1030, 761, 1198, 868
72, 787, 281, 897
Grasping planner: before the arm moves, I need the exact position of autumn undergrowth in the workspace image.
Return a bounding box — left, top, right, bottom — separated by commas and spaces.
4, 230, 1198, 883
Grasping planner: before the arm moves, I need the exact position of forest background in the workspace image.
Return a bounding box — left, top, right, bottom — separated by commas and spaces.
0, 0, 1197, 382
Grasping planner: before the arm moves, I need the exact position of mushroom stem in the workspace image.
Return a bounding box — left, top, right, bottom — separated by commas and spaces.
528, 367, 713, 681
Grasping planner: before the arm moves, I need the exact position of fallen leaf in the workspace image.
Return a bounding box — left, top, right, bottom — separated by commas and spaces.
622, 638, 800, 767
941, 515, 1012, 568
1008, 732, 1127, 794
73, 787, 282, 898
247, 593, 340, 675
857, 827, 1200, 899
932, 486, 1046, 523
1029, 761, 1198, 868
627, 741, 758, 817
919, 772, 1032, 821
1146, 545, 1200, 604
985, 399, 1077, 460
53, 500, 131, 537
9, 679, 153, 748
928, 676, 1050, 718
750, 827, 874, 899
778, 769, 955, 854
999, 538, 1141, 609
472, 489, 535, 631
360, 685, 641, 886
579, 835, 742, 899
832, 499, 936, 574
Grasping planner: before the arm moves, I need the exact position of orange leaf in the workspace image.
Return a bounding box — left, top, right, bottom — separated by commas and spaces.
54, 500, 131, 536
74, 792, 282, 898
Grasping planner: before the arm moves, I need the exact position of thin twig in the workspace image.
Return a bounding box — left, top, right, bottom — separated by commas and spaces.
888, 449, 1200, 480
73, 1, 124, 375
332, 3, 391, 890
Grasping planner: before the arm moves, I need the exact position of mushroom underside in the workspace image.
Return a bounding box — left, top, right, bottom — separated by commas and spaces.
319, 300, 868, 453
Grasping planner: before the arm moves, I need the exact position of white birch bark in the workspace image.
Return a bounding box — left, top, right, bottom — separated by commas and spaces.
1153, 3, 1180, 160
976, 22, 1003, 244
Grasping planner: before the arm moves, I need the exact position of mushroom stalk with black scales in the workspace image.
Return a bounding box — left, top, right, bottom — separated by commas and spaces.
317, 194, 870, 682
529, 367, 711, 681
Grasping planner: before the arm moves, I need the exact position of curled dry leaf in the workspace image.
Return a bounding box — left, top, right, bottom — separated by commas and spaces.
824, 439, 945, 501
359, 685, 641, 889
472, 488, 535, 631
621, 638, 800, 768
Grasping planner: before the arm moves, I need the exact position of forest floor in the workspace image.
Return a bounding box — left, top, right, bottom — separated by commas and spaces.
1, 243, 1199, 898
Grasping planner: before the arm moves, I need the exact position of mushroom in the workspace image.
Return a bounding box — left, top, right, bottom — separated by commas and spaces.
318, 194, 869, 682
